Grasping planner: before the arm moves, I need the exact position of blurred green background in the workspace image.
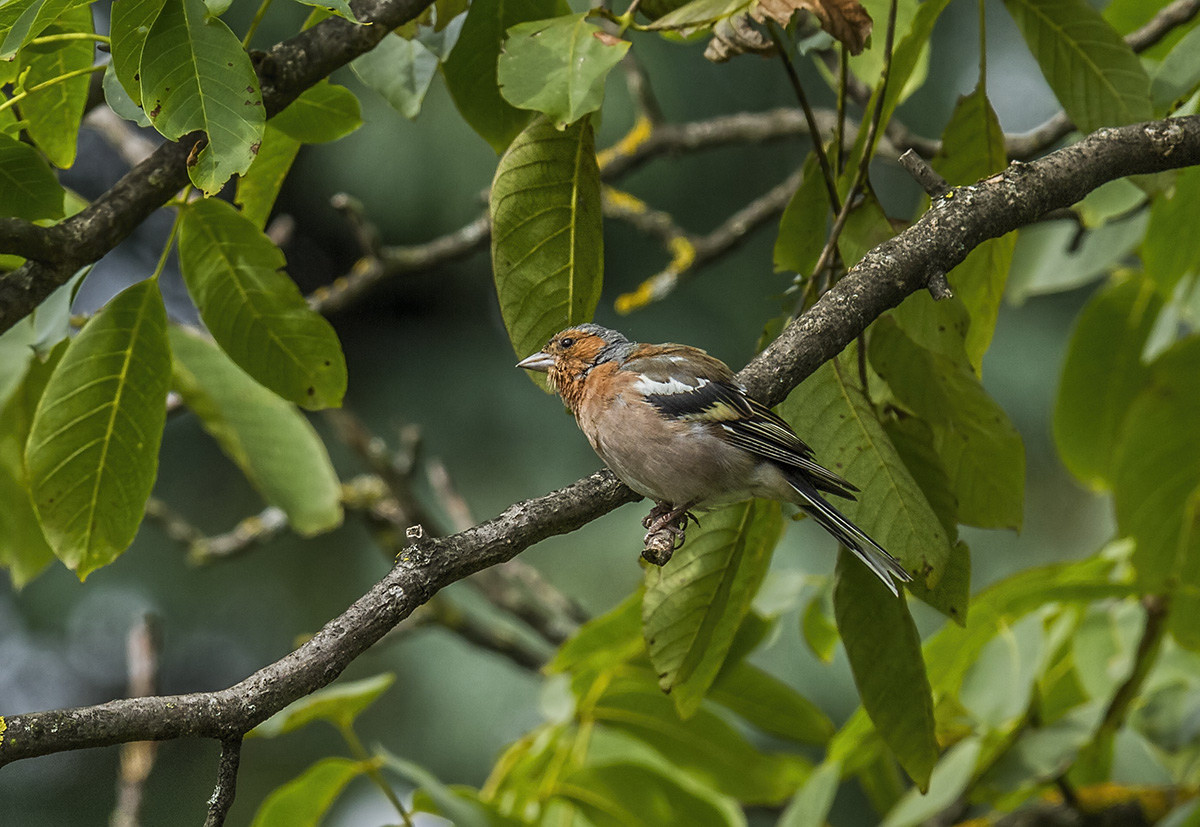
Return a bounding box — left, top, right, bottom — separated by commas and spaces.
0, 0, 1124, 823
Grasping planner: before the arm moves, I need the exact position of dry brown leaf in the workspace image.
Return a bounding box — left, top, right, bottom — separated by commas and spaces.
751, 0, 872, 55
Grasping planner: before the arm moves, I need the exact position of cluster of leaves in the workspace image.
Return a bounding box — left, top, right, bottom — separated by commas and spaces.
2, 0, 1200, 822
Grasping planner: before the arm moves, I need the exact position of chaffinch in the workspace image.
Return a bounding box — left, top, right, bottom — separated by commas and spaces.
517, 324, 912, 595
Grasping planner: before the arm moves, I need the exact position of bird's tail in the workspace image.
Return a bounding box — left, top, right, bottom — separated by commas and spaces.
787, 476, 912, 596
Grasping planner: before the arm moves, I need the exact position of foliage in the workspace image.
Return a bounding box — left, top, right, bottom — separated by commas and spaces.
2, 0, 1200, 823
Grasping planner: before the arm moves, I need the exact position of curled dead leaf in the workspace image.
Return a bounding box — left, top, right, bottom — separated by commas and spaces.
750, 0, 872, 55
592, 30, 625, 47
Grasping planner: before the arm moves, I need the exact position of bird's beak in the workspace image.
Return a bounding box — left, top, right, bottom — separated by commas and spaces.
516, 351, 554, 373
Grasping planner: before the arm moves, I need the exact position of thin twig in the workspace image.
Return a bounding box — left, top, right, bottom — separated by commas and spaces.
897, 149, 950, 197
203, 738, 243, 827
769, 23, 839, 213
110, 616, 161, 827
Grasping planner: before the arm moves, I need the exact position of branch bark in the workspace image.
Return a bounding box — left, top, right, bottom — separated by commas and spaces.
3, 115, 1200, 768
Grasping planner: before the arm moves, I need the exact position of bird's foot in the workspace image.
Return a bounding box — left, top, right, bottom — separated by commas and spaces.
641, 502, 698, 566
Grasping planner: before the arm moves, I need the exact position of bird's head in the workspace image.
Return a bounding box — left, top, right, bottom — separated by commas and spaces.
517, 324, 634, 405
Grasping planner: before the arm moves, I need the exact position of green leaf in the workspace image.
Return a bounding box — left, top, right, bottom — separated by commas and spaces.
350, 32, 440, 120
287, 0, 360, 24
234, 124, 301, 229
548, 590, 644, 676
1007, 213, 1149, 303
555, 762, 743, 827
0, 343, 64, 587
870, 318, 1025, 531
139, 0, 265, 193
442, 0, 568, 151
778, 760, 841, 827
25, 280, 170, 580
594, 672, 809, 804
907, 540, 971, 626
801, 590, 838, 663
103, 62, 151, 127
178, 198, 347, 410
708, 662, 834, 745
882, 414, 957, 538
774, 152, 827, 275
1002, 0, 1153, 133
959, 612, 1046, 730
378, 750, 497, 827
169, 326, 343, 535
253, 673, 395, 737
889, 290, 972, 372
30, 267, 87, 359
643, 0, 748, 33
1054, 275, 1162, 491
1151, 24, 1200, 110
498, 14, 629, 128
880, 737, 981, 827
109, 0, 165, 104
249, 757, 373, 827
16, 8, 94, 168
0, 0, 84, 59
778, 345, 951, 584
492, 115, 603, 364
0, 131, 64, 219
977, 702, 1105, 795
270, 81, 362, 143
642, 500, 782, 717
1143, 167, 1200, 295
833, 549, 938, 791
1114, 337, 1200, 589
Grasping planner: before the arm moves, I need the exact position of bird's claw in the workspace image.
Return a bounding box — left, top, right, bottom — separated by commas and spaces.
640, 505, 699, 566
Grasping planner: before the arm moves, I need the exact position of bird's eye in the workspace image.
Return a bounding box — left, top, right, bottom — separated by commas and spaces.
559, 337, 575, 349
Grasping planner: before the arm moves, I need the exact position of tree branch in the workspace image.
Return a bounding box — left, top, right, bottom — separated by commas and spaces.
3, 114, 1200, 769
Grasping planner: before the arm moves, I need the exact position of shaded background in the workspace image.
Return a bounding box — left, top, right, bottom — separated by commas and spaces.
0, 0, 1130, 823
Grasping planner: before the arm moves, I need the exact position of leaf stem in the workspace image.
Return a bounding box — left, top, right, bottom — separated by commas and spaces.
0, 64, 106, 116
242, 0, 276, 48
150, 207, 185, 282
768, 23, 840, 214
340, 724, 414, 827
27, 32, 110, 46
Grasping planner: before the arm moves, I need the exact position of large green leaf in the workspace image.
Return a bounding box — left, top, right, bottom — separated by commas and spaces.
870, 318, 1025, 530
109, 0, 165, 104
25, 280, 170, 579
249, 757, 373, 827
270, 81, 362, 144
1114, 337, 1200, 589
1007, 212, 1149, 303
880, 737, 981, 827
169, 326, 343, 535
139, 0, 264, 193
1003, 0, 1153, 133
555, 762, 742, 827
834, 550, 938, 791
778, 346, 951, 584
933, 83, 1013, 372
548, 589, 644, 677
594, 671, 809, 804
16, 8, 93, 168
0, 0, 85, 59
498, 13, 629, 128
0, 131, 64, 220
252, 673, 394, 737
1054, 275, 1162, 491
492, 115, 602, 363
1142, 167, 1200, 296
779, 760, 841, 827
774, 152, 827, 276
350, 32, 440, 120
642, 499, 782, 717
442, 0, 568, 151
178, 198, 347, 410
708, 662, 834, 746
0, 343, 64, 587
1151, 24, 1200, 110
234, 124, 301, 229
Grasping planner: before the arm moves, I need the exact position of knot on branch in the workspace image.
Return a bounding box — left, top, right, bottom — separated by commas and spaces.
1145, 119, 1186, 157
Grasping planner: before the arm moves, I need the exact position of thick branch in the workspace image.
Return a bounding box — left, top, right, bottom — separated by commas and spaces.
0, 0, 437, 336
3, 115, 1200, 766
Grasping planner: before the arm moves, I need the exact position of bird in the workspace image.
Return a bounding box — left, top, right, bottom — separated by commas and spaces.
517, 323, 912, 595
